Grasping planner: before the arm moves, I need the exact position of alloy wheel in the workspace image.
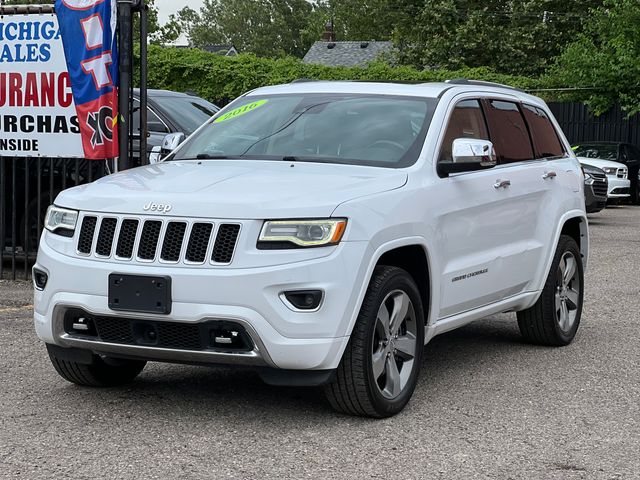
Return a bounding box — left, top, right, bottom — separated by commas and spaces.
371, 290, 418, 400
555, 251, 581, 332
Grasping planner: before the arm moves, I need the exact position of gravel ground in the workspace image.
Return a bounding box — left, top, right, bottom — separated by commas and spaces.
1, 206, 638, 479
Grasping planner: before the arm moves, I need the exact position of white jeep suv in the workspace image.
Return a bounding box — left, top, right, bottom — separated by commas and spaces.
34, 80, 588, 417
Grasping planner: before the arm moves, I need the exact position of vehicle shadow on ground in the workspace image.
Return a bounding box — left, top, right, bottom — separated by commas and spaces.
61, 315, 535, 421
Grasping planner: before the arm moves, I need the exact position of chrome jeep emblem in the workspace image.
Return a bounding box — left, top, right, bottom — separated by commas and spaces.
143, 202, 172, 214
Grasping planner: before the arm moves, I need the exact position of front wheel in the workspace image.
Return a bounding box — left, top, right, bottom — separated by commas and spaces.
324, 266, 425, 417
517, 235, 584, 346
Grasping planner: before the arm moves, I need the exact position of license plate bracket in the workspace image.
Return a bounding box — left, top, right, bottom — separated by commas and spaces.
108, 274, 172, 314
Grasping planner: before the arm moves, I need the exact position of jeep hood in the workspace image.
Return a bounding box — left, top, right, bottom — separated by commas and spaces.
56, 160, 408, 219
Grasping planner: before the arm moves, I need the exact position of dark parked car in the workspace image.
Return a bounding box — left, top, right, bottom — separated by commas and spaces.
132, 89, 219, 161
582, 164, 608, 213
2, 90, 218, 252
573, 142, 640, 204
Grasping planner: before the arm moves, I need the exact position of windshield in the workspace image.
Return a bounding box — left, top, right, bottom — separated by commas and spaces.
171, 94, 437, 168
156, 96, 219, 134
573, 144, 618, 161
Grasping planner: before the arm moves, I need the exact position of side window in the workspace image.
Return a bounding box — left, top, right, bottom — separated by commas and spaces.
132, 100, 169, 134
484, 100, 534, 164
522, 104, 565, 159
629, 146, 640, 161
620, 145, 629, 162
438, 99, 489, 163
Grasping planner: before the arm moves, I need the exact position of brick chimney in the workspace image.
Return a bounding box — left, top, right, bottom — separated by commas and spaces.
322, 19, 336, 42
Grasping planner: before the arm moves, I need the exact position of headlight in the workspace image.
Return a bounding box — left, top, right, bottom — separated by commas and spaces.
258, 219, 347, 248
44, 206, 78, 236
602, 167, 617, 175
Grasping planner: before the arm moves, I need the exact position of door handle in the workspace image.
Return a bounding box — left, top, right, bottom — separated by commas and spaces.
494, 179, 511, 189
542, 171, 557, 179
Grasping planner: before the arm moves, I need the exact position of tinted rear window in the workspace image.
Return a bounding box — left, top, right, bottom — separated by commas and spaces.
484, 100, 534, 164
522, 104, 565, 158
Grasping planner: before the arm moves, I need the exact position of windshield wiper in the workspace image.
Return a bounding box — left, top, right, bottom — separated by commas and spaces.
194, 153, 242, 160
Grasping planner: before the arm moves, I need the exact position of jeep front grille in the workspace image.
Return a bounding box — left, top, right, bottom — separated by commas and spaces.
592, 180, 608, 197
96, 218, 117, 257
76, 215, 241, 265
185, 223, 213, 263
115, 219, 139, 258
212, 224, 241, 263
77, 216, 97, 254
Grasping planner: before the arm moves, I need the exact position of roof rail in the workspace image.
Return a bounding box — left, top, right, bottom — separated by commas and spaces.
445, 78, 524, 93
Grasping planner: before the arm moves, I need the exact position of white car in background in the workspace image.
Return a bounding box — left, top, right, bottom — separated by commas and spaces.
577, 157, 630, 201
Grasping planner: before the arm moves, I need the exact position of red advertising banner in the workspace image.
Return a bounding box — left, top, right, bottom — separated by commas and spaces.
55, 0, 119, 160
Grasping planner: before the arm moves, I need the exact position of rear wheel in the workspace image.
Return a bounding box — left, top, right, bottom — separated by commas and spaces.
48, 349, 146, 387
517, 235, 583, 346
324, 266, 425, 417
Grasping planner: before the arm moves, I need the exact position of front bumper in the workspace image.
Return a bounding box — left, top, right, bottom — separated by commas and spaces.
584, 184, 607, 213
606, 177, 631, 198
34, 235, 371, 370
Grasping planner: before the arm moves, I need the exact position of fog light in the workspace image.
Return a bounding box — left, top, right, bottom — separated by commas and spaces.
283, 290, 323, 310
33, 268, 48, 290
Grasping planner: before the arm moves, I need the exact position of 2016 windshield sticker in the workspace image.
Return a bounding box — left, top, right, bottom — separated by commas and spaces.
213, 100, 268, 123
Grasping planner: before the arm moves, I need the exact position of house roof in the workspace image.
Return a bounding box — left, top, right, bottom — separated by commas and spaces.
302, 41, 392, 67
201, 44, 238, 56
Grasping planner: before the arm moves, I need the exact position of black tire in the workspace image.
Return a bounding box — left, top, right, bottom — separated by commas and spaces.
517, 235, 584, 346
48, 351, 146, 387
324, 266, 425, 417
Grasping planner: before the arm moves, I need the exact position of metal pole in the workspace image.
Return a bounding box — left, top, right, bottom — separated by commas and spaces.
118, 0, 133, 170
139, 0, 149, 165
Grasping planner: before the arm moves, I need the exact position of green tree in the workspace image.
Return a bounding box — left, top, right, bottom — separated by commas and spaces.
302, 0, 400, 42
549, 0, 640, 115
172, 0, 314, 57
392, 0, 603, 76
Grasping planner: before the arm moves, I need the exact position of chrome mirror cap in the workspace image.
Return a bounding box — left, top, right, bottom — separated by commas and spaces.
161, 132, 186, 154
452, 138, 497, 167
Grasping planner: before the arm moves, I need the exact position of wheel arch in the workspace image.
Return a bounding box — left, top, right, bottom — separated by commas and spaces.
559, 214, 589, 269
531, 211, 589, 306
376, 245, 431, 325
349, 237, 434, 334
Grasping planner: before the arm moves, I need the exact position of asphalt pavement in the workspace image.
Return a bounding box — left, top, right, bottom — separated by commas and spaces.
1, 206, 638, 479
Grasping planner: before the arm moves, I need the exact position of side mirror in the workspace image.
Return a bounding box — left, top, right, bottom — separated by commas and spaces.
161, 132, 185, 154
148, 132, 185, 164
149, 145, 162, 164
438, 138, 497, 176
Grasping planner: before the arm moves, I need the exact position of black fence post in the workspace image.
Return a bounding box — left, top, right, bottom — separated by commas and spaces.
118, 0, 133, 171
139, 1, 149, 164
